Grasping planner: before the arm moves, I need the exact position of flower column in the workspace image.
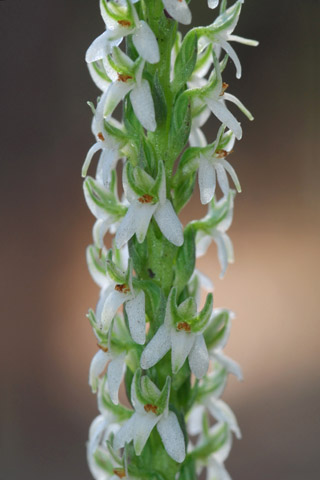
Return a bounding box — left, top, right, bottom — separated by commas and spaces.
82, 1, 257, 479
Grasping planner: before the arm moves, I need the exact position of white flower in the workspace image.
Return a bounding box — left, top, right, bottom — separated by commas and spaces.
86, 0, 159, 65
201, 0, 257, 79
115, 163, 183, 248
98, 56, 156, 131
196, 194, 234, 278
208, 0, 219, 8
99, 267, 146, 344
114, 373, 186, 462
197, 129, 240, 204
162, 0, 192, 25
87, 412, 121, 480
141, 288, 210, 379
188, 385, 241, 439
89, 337, 126, 404
209, 308, 243, 380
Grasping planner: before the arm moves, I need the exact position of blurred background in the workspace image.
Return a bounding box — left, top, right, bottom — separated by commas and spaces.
1, 0, 319, 478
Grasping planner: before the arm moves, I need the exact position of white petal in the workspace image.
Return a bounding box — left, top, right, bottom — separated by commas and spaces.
207, 458, 232, 480
133, 412, 160, 455
208, 0, 219, 8
220, 158, 241, 193
132, 21, 160, 64
189, 127, 207, 148
157, 411, 186, 463
140, 325, 171, 369
125, 290, 146, 344
208, 399, 241, 439
229, 34, 259, 47
101, 289, 127, 332
187, 404, 205, 435
162, 0, 192, 25
104, 81, 133, 118
212, 351, 243, 381
86, 246, 109, 288
114, 414, 137, 450
86, 31, 111, 63
209, 422, 233, 463
198, 156, 216, 204
115, 204, 139, 249
171, 329, 195, 374
92, 218, 112, 249
107, 352, 126, 405
97, 148, 119, 186
218, 38, 242, 79
188, 334, 209, 379
83, 178, 108, 220
196, 232, 212, 258
154, 200, 184, 246
224, 92, 254, 121
89, 350, 110, 393
130, 79, 156, 131
215, 163, 230, 197
134, 203, 157, 243
206, 97, 242, 140
213, 232, 229, 278
82, 142, 102, 178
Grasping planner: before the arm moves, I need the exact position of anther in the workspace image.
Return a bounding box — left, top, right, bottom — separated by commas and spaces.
117, 73, 133, 83
97, 132, 105, 141
97, 344, 108, 353
113, 469, 126, 478
117, 19, 131, 27
144, 404, 158, 414
219, 82, 229, 96
115, 283, 130, 294
177, 321, 191, 332
138, 194, 154, 204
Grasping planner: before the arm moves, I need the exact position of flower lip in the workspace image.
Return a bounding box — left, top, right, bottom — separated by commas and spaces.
144, 404, 158, 414
115, 283, 130, 293
176, 321, 191, 332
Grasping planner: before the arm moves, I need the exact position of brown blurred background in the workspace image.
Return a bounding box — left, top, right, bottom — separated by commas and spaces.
1, 0, 319, 478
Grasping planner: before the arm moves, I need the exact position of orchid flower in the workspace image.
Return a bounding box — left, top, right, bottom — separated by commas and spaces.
114, 372, 186, 463
141, 288, 212, 378
162, 0, 192, 25
115, 163, 183, 248
97, 53, 156, 132
86, 0, 159, 65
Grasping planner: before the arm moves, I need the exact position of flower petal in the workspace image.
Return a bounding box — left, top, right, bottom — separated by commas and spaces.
96, 148, 119, 186
206, 97, 242, 140
162, 0, 192, 25
189, 127, 207, 148
101, 288, 127, 332
114, 413, 137, 450
208, 398, 241, 439
130, 79, 156, 131
89, 350, 110, 393
132, 21, 160, 64
86, 31, 112, 63
187, 404, 205, 435
208, 0, 219, 8
171, 329, 195, 374
140, 325, 171, 369
157, 411, 186, 463
218, 38, 242, 79
134, 203, 157, 243
104, 81, 133, 118
188, 334, 209, 379
107, 352, 126, 405
82, 142, 102, 178
115, 204, 139, 249
125, 290, 146, 345
198, 156, 216, 204
154, 200, 184, 246
215, 162, 230, 197
212, 351, 243, 381
220, 158, 241, 193
133, 412, 160, 455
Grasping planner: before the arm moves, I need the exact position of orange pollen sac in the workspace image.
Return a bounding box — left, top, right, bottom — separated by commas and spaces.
177, 321, 191, 332
117, 73, 133, 83
113, 469, 126, 478
97, 132, 105, 141
144, 404, 158, 414
215, 149, 228, 158
219, 82, 229, 96
138, 194, 154, 204
97, 343, 108, 353
117, 19, 132, 27
115, 283, 130, 294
